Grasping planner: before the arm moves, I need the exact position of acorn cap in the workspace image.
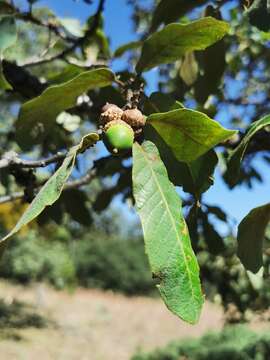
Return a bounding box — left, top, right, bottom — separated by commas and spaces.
121, 108, 146, 128
100, 103, 123, 125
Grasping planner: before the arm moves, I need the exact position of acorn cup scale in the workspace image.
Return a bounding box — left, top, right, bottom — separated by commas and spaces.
103, 120, 134, 154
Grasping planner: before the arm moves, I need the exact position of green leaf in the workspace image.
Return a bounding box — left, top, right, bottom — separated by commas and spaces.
16, 68, 115, 148
145, 124, 218, 197
0, 15, 16, 55
194, 6, 227, 103
0, 133, 99, 245
237, 203, 270, 273
201, 211, 225, 255
114, 41, 142, 58
132, 140, 204, 324
0, 61, 11, 90
225, 115, 270, 187
63, 189, 92, 226
147, 108, 236, 162
246, 0, 270, 32
180, 150, 218, 198
136, 17, 229, 73
143, 91, 184, 116
150, 0, 208, 32
179, 52, 199, 86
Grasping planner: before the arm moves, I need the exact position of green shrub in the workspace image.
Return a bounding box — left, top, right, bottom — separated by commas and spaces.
0, 229, 154, 294
132, 326, 270, 360
0, 231, 76, 289
73, 233, 154, 295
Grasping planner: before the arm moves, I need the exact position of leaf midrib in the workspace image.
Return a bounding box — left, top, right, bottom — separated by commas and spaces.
138, 143, 197, 302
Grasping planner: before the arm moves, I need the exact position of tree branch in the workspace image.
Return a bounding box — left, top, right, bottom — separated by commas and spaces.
21, 0, 106, 67
16, 11, 75, 43
0, 151, 67, 170
0, 155, 111, 205
0, 167, 96, 205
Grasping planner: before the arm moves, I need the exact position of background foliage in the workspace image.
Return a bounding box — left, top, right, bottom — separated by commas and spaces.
0, 0, 269, 324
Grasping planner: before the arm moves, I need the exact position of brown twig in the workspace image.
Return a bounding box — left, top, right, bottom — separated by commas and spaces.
21, 0, 106, 67
0, 155, 111, 205
0, 167, 96, 205
0, 151, 66, 170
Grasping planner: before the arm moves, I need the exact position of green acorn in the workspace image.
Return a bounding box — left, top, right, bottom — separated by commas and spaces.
103, 119, 134, 154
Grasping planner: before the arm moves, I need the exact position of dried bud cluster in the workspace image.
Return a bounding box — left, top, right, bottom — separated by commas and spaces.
100, 103, 123, 125
121, 108, 146, 128
100, 103, 146, 130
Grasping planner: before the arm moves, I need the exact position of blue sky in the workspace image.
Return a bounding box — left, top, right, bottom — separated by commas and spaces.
21, 0, 270, 232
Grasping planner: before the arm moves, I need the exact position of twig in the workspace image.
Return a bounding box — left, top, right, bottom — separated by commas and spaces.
0, 167, 96, 205
21, 0, 106, 67
0, 155, 111, 204
15, 9, 75, 43
0, 151, 66, 170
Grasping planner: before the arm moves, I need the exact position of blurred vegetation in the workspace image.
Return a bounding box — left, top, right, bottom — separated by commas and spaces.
132, 325, 270, 360
1, 214, 270, 320
0, 299, 49, 341
0, 219, 154, 295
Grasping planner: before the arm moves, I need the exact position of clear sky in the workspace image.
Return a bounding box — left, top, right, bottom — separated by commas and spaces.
21, 0, 270, 232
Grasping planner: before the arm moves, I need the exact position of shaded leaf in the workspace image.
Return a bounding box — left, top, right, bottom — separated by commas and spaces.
246, 0, 270, 32
93, 170, 131, 212
0, 15, 16, 54
132, 140, 203, 323
144, 92, 184, 116
145, 125, 218, 197
146, 108, 236, 162
194, 6, 227, 103
150, 0, 208, 32
206, 205, 227, 222
114, 41, 142, 58
179, 150, 218, 198
237, 203, 270, 273
186, 203, 200, 249
225, 115, 270, 187
0, 61, 11, 90
37, 200, 64, 225
93, 188, 115, 212
16, 68, 115, 148
201, 211, 225, 255
0, 133, 99, 244
63, 189, 92, 226
136, 17, 229, 73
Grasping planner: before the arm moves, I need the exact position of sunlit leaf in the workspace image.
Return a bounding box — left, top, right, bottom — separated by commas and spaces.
132, 141, 203, 323
146, 108, 236, 162
0, 133, 99, 246
136, 17, 229, 73
16, 68, 115, 148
